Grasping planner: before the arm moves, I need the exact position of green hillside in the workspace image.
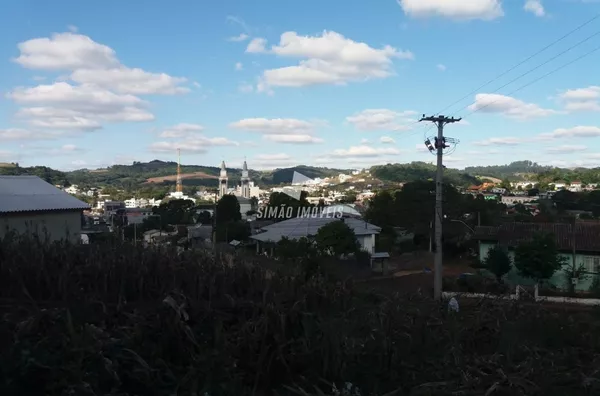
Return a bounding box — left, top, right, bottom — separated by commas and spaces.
370, 162, 480, 187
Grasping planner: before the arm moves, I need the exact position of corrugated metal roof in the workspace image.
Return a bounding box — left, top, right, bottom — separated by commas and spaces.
0, 176, 90, 213
250, 217, 380, 243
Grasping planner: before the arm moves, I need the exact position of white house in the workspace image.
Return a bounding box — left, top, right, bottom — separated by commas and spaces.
0, 176, 90, 243
250, 216, 381, 255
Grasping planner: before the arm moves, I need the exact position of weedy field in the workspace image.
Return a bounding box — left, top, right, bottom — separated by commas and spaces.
1, 236, 600, 396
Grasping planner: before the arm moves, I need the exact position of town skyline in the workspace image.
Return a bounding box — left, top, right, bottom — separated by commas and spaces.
1, 0, 599, 171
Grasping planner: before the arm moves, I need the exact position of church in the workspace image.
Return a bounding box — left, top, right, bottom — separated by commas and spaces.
219, 160, 259, 219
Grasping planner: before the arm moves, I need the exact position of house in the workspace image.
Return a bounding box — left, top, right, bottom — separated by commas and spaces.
501, 196, 538, 205
0, 176, 90, 243
569, 181, 583, 192
124, 207, 154, 225
250, 216, 381, 255
473, 222, 600, 291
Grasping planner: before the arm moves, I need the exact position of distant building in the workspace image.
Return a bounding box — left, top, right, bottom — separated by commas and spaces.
0, 176, 89, 243
219, 161, 228, 198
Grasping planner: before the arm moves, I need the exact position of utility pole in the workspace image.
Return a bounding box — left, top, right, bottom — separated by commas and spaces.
420, 114, 461, 300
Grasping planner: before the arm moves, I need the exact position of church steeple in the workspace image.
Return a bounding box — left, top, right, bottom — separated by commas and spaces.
241, 159, 250, 199
219, 161, 228, 197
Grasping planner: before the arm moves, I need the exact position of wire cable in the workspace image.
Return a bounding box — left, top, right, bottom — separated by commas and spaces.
462, 43, 600, 120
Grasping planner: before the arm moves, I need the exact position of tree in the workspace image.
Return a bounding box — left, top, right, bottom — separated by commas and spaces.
196, 210, 212, 225
483, 245, 512, 283
153, 199, 196, 227
216, 195, 241, 225
514, 232, 566, 284
315, 220, 359, 258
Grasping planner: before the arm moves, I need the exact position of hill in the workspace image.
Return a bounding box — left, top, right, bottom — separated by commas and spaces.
370, 162, 479, 187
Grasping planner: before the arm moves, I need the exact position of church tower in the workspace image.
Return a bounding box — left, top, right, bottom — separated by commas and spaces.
219, 161, 228, 198
241, 160, 250, 199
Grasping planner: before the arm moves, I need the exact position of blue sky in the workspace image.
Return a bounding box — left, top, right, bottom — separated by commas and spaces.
1, 0, 599, 171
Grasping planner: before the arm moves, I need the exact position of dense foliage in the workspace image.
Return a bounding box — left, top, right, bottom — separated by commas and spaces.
1, 236, 600, 395
370, 161, 479, 187
483, 245, 512, 283
0, 165, 68, 185
514, 232, 566, 283
465, 161, 552, 180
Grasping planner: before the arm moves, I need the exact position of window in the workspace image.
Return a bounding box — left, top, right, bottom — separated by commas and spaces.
583, 256, 600, 273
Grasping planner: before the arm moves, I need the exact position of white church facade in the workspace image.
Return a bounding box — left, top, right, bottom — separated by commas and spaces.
218, 161, 260, 220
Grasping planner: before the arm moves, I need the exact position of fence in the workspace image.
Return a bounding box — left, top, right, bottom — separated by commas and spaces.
443, 284, 600, 306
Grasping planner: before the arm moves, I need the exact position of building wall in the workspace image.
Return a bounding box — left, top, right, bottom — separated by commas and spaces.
0, 210, 83, 243
479, 241, 599, 291
357, 233, 376, 254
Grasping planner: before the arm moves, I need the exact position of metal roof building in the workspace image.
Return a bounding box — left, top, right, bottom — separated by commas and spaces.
0, 176, 90, 243
251, 216, 381, 255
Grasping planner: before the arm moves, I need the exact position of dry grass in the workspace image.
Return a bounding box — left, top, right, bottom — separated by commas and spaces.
1, 235, 600, 395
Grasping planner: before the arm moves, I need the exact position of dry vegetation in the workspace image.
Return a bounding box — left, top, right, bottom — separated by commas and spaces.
145, 171, 218, 184
1, 236, 600, 395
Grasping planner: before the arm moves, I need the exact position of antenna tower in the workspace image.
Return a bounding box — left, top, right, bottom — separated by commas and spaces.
176, 148, 183, 193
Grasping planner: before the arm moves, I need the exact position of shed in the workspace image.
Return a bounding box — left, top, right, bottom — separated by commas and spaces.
0, 175, 90, 243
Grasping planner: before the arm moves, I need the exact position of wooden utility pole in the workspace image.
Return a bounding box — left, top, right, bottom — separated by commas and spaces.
419, 115, 461, 300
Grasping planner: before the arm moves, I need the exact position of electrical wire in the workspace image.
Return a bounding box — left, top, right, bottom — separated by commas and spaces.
461, 42, 600, 120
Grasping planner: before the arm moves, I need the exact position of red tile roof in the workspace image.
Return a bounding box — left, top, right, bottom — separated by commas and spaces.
474, 222, 600, 253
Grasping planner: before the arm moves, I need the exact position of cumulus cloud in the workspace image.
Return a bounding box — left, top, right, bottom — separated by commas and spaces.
473, 137, 524, 146
252, 153, 298, 169
539, 126, 600, 139
149, 136, 239, 153
0, 128, 62, 141
437, 64, 447, 71
235, 62, 243, 71
229, 118, 324, 144
8, 32, 189, 133
380, 136, 395, 144
249, 31, 413, 91
558, 86, 600, 112
331, 145, 401, 158
159, 123, 204, 138
398, 0, 504, 20
151, 123, 237, 152
346, 109, 416, 131
524, 0, 545, 17
545, 145, 587, 154
468, 93, 557, 120
9, 82, 153, 130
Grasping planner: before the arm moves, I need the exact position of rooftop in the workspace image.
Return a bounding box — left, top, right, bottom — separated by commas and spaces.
0, 176, 90, 214
251, 216, 380, 243
473, 222, 600, 252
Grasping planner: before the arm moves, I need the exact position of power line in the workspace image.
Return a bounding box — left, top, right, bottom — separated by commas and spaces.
401, 13, 600, 140
435, 13, 600, 116
462, 42, 600, 119
451, 28, 600, 118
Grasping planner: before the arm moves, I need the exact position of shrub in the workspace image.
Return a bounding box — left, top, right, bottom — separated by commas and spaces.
1, 234, 600, 395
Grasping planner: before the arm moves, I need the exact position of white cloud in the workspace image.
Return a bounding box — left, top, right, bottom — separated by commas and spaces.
149, 136, 238, 153
346, 109, 417, 131
235, 62, 243, 71
263, 134, 323, 144
539, 126, 600, 139
252, 153, 298, 169
545, 145, 587, 154
331, 145, 401, 158
360, 138, 370, 144
9, 82, 153, 130
246, 38, 267, 53
558, 86, 600, 112
251, 31, 413, 91
0, 128, 61, 141
159, 123, 204, 138
8, 32, 190, 134
473, 137, 524, 146
229, 117, 324, 144
228, 33, 249, 42
524, 0, 545, 17
437, 64, 447, 71
380, 136, 395, 144
398, 0, 504, 20
13, 32, 119, 70
468, 93, 557, 119
67, 25, 78, 33
70, 67, 189, 95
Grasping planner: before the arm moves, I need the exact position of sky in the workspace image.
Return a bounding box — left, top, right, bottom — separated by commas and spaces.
1, 0, 600, 172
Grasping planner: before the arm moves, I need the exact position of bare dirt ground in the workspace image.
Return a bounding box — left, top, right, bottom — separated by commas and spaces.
145, 172, 218, 183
